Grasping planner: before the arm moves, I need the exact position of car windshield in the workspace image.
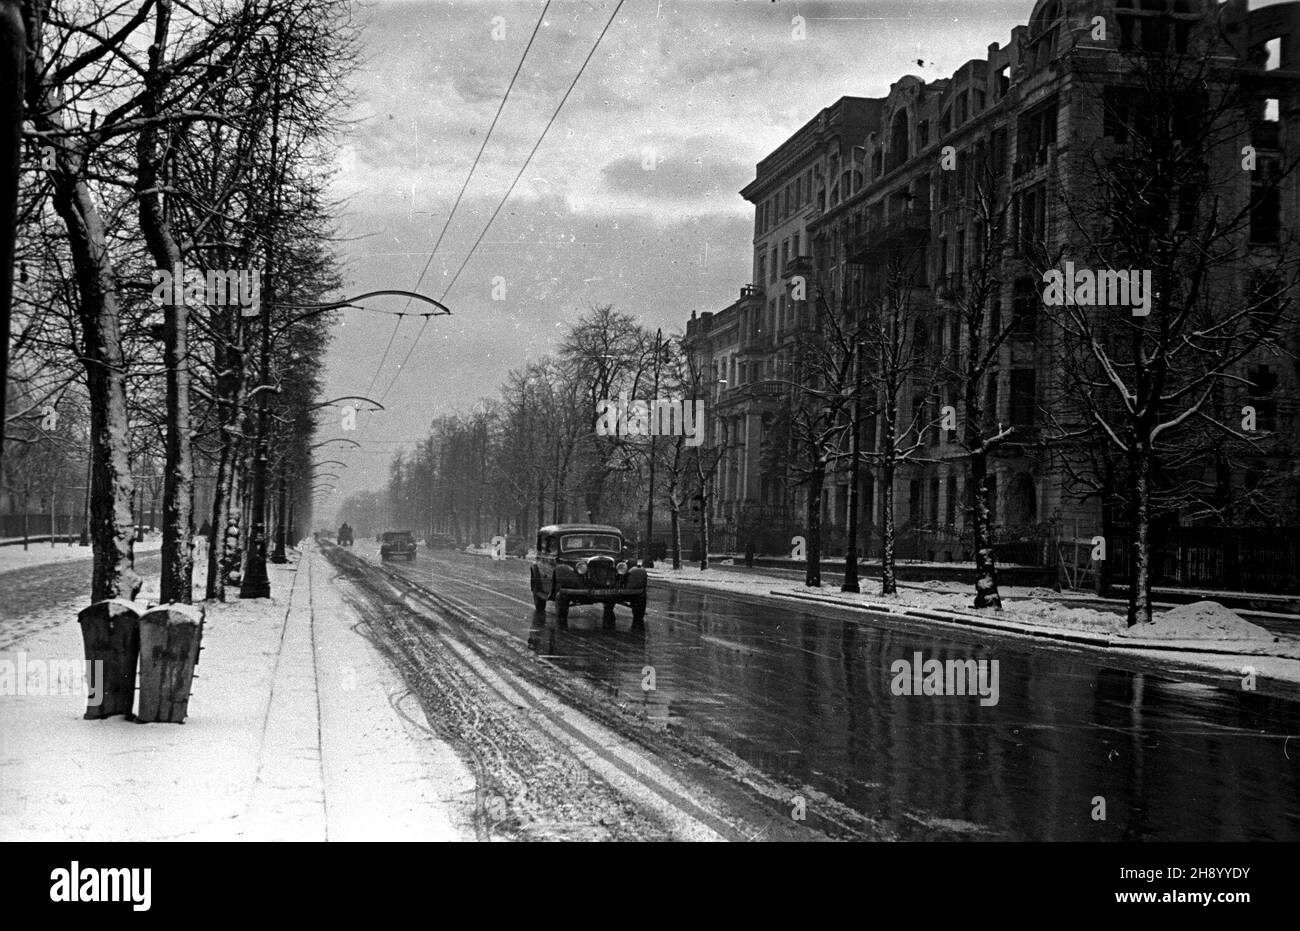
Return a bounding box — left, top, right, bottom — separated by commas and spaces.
560, 533, 621, 554
383, 533, 411, 542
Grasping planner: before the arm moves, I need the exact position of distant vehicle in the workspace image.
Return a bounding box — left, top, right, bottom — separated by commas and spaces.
337, 523, 354, 547
529, 523, 646, 626
380, 530, 416, 562
426, 532, 458, 550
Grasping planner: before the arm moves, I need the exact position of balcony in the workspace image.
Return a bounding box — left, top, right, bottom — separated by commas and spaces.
846, 205, 930, 261
782, 255, 814, 280
715, 379, 786, 409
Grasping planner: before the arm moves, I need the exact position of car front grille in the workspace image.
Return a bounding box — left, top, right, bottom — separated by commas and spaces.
586, 561, 616, 587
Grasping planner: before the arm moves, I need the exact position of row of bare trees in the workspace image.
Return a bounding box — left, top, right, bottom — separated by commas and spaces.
779, 44, 1297, 626
4, 0, 355, 609
348, 306, 726, 569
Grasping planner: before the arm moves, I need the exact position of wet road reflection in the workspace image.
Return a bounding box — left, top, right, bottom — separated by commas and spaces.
387, 550, 1300, 840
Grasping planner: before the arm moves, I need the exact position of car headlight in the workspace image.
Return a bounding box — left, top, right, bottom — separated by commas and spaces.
576, 560, 587, 575
616, 561, 628, 574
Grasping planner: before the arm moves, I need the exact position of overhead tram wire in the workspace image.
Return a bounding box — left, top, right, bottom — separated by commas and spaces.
438, 0, 626, 304
376, 0, 626, 405
405, 0, 553, 308
368, 0, 553, 410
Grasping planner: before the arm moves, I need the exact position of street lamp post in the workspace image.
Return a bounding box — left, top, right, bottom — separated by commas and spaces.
843, 332, 863, 593
644, 328, 663, 568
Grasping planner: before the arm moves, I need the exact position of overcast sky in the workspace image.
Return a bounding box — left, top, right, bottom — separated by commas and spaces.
317, 0, 1273, 512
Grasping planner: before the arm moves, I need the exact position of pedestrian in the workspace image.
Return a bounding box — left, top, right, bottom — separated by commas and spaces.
744, 539, 756, 568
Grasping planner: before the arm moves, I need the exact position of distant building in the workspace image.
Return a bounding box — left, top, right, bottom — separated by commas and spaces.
687, 0, 1300, 560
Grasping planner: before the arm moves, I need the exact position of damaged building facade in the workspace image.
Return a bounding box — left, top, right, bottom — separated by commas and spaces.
686, 0, 1300, 576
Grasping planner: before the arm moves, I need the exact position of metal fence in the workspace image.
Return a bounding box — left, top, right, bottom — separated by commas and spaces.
0, 513, 80, 540
1108, 525, 1300, 594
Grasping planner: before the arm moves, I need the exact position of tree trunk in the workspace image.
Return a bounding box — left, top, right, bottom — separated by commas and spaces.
669, 502, 681, 570
50, 167, 142, 603
137, 0, 193, 603
698, 493, 711, 571
970, 449, 1001, 610
843, 343, 863, 593
805, 462, 823, 587
0, 1, 21, 472
880, 461, 896, 595
1127, 443, 1154, 626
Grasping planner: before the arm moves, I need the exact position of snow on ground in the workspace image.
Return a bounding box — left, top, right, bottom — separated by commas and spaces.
0, 573, 290, 840
1117, 600, 1275, 641
653, 566, 1286, 645
0, 547, 471, 841
0, 537, 162, 575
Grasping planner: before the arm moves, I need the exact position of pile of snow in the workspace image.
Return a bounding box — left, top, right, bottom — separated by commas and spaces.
1118, 600, 1276, 641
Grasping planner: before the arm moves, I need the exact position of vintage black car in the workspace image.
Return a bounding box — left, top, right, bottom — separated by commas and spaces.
380, 530, 416, 562
529, 523, 647, 625
426, 532, 458, 550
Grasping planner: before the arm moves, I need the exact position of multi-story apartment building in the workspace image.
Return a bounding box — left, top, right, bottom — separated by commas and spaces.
688, 0, 1300, 561
686, 97, 881, 550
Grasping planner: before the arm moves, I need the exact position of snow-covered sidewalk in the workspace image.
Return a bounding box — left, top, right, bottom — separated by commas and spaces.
652, 566, 1300, 688
0, 546, 472, 841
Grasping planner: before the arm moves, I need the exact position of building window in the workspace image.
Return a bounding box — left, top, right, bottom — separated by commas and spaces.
1012, 277, 1038, 335
1251, 156, 1282, 243
946, 476, 958, 525
1009, 369, 1037, 426
1247, 365, 1278, 431
992, 127, 1008, 175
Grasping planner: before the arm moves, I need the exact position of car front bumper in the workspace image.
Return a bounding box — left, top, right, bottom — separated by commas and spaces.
558, 586, 645, 600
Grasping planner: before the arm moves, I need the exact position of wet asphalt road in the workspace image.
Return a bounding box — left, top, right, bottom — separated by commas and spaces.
353, 546, 1300, 841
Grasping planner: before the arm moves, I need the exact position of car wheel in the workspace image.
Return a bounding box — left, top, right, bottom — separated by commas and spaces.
631, 593, 647, 625
556, 593, 570, 626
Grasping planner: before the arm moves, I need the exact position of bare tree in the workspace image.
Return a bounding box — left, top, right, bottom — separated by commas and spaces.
1045, 46, 1297, 624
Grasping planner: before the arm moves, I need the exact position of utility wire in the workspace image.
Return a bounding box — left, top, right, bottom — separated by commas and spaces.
439, 0, 625, 305
378, 0, 625, 404
404, 0, 553, 307
374, 0, 556, 405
